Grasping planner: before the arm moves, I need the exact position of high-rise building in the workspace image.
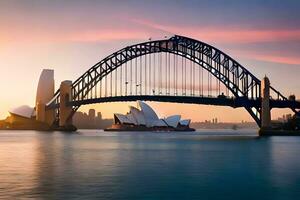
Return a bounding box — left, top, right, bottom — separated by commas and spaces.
89, 109, 96, 119
36, 69, 54, 106
35, 69, 55, 125
97, 112, 102, 120
73, 110, 113, 129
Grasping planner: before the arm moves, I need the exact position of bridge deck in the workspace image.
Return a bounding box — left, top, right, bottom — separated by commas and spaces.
56, 95, 300, 110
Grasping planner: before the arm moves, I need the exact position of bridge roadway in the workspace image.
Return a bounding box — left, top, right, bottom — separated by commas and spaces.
50, 95, 300, 110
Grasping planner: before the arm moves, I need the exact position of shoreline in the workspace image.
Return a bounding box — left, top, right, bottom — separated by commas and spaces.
259, 129, 300, 136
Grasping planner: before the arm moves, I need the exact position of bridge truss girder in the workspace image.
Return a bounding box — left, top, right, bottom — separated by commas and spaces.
46, 35, 296, 127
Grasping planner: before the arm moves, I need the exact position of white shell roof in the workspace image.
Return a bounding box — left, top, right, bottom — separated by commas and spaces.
114, 101, 191, 128
126, 113, 137, 125
114, 113, 133, 124
137, 101, 159, 127
179, 119, 191, 126
129, 106, 146, 125
9, 105, 34, 118
152, 119, 168, 127
164, 115, 181, 128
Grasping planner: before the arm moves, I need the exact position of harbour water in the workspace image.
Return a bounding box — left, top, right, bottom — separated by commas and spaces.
0, 130, 300, 199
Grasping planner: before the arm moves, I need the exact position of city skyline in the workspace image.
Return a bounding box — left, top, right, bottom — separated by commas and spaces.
1, 0, 300, 122
70, 107, 260, 130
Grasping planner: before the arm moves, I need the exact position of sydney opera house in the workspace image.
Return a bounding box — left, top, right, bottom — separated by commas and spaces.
106, 101, 194, 131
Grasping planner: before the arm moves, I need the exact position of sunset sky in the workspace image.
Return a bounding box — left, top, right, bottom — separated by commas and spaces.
1, 0, 300, 122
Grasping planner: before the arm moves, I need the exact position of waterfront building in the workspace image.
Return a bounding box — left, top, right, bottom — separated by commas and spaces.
9, 105, 35, 119
4, 105, 48, 130
108, 101, 193, 131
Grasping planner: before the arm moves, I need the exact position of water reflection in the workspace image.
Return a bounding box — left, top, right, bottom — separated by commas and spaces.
0, 131, 38, 198
0, 130, 300, 199
31, 132, 128, 199
270, 137, 300, 197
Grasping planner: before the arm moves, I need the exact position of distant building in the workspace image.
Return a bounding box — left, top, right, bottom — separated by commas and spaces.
97, 112, 102, 120
89, 109, 96, 119
212, 118, 218, 124
73, 109, 113, 129
190, 121, 258, 129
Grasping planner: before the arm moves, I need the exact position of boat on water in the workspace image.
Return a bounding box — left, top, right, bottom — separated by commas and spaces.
105, 101, 195, 132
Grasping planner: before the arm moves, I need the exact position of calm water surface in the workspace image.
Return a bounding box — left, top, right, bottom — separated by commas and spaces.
0, 129, 300, 199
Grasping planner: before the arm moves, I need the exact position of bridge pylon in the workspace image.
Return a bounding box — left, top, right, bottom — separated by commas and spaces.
261, 76, 271, 128
59, 80, 73, 127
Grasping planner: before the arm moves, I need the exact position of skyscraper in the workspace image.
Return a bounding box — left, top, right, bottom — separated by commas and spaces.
89, 109, 96, 119
97, 112, 102, 120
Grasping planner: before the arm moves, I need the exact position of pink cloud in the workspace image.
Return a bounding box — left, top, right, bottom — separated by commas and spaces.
131, 18, 300, 44
1, 26, 152, 45
234, 50, 300, 65
67, 23, 300, 65
67, 29, 151, 42
129, 18, 300, 65
2, 17, 300, 66
256, 55, 300, 65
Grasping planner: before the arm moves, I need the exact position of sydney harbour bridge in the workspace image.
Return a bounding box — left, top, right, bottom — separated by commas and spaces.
35, 35, 300, 130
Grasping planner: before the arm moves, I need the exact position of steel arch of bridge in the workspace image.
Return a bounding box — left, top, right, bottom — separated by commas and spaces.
47, 35, 291, 127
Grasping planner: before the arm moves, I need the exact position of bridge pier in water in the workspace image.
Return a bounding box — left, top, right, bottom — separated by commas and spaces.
59, 80, 73, 127
261, 76, 271, 129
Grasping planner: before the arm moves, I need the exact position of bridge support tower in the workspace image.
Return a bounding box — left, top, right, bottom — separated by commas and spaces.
59, 80, 73, 127
261, 76, 271, 128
